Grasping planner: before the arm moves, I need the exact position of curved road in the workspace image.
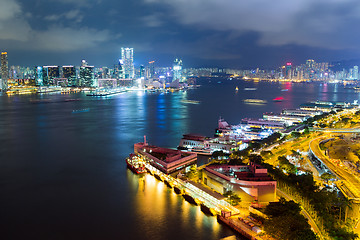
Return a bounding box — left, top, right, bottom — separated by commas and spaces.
309, 136, 360, 236
309, 136, 360, 200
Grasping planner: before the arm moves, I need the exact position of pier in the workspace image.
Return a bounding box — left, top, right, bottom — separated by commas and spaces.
142, 160, 264, 239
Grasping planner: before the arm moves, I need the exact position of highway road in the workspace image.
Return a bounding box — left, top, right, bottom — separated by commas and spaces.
309, 137, 360, 200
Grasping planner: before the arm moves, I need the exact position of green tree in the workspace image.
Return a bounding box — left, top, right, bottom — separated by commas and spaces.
224, 190, 241, 206
248, 154, 264, 164
264, 198, 317, 240
321, 172, 334, 182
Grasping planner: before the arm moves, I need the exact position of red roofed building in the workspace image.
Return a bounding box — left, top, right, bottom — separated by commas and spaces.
134, 142, 197, 175
202, 162, 276, 203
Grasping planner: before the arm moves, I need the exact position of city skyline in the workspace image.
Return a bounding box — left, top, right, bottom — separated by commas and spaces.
1, 0, 360, 68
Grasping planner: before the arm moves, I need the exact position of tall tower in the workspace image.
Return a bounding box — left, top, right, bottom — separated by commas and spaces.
79, 60, 94, 87
62, 66, 76, 86
285, 62, 292, 79
42, 66, 60, 85
173, 58, 183, 82
1, 52, 9, 91
121, 47, 134, 79
354, 66, 359, 80
35, 66, 43, 86
147, 60, 155, 79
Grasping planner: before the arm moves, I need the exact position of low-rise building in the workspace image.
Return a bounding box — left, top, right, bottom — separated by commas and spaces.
263, 112, 307, 126
202, 162, 276, 203
178, 133, 248, 154
282, 109, 323, 117
134, 142, 197, 175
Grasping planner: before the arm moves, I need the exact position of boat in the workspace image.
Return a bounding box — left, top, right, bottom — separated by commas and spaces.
244, 88, 257, 91
181, 99, 201, 104
72, 108, 90, 113
273, 97, 284, 102
281, 89, 288, 91
235, 86, 239, 91
126, 154, 147, 174
243, 99, 267, 104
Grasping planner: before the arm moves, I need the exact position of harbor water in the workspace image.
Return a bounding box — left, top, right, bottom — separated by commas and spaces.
1, 79, 359, 239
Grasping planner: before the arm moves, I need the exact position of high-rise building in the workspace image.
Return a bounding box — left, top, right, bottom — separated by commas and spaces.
139, 65, 145, 79
121, 47, 134, 79
114, 59, 124, 79
147, 60, 155, 79
62, 66, 76, 86
35, 66, 43, 86
173, 58, 183, 82
79, 60, 94, 87
285, 62, 292, 79
354, 66, 359, 80
306, 59, 315, 69
42, 66, 60, 85
1, 52, 9, 91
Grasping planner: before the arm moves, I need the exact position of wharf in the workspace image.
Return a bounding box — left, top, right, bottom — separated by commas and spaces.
187, 180, 225, 200
137, 156, 264, 240
87, 89, 127, 96
217, 215, 263, 240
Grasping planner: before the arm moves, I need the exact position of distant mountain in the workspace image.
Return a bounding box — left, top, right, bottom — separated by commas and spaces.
330, 59, 360, 71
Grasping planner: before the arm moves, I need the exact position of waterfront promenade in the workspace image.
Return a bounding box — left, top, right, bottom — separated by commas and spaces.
143, 161, 265, 240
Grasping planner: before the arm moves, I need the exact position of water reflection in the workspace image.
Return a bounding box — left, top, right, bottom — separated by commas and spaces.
127, 172, 234, 240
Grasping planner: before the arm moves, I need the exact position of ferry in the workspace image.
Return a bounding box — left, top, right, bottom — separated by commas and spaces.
244, 87, 257, 91
72, 108, 90, 113
126, 154, 147, 174
243, 99, 267, 104
181, 99, 201, 104
273, 97, 284, 102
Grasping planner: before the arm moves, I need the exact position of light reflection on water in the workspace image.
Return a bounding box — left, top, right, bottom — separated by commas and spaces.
1, 80, 360, 239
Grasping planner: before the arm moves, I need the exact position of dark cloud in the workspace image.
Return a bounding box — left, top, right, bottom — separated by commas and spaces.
1, 0, 360, 68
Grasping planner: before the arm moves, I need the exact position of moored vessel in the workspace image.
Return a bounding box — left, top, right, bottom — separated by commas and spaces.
243, 99, 267, 104
273, 97, 284, 102
126, 154, 147, 174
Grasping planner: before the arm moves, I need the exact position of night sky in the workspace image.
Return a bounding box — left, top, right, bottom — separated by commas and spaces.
1, 0, 360, 68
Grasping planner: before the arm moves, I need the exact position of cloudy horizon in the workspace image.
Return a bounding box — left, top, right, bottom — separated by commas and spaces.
1, 0, 360, 68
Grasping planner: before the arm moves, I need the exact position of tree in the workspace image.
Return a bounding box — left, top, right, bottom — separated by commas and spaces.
264, 198, 317, 240
260, 150, 272, 157
212, 150, 225, 160
303, 127, 310, 135
248, 154, 264, 164
278, 155, 297, 174
321, 172, 334, 182
223, 190, 241, 206
291, 131, 301, 138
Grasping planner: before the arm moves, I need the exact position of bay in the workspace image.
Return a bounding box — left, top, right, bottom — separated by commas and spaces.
0, 79, 358, 239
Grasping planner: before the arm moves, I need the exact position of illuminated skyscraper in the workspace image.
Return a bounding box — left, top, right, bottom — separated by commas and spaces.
1, 52, 9, 91
43, 66, 60, 85
121, 47, 134, 79
139, 65, 145, 79
354, 66, 359, 80
147, 61, 155, 79
285, 62, 292, 79
79, 60, 94, 87
35, 66, 43, 86
173, 58, 183, 82
114, 59, 124, 79
62, 66, 76, 86
306, 59, 315, 69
